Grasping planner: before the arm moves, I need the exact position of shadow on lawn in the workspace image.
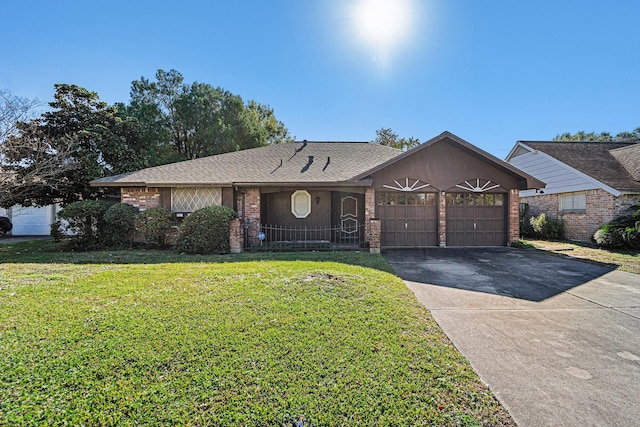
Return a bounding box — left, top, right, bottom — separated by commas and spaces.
383, 247, 620, 303
0, 239, 395, 273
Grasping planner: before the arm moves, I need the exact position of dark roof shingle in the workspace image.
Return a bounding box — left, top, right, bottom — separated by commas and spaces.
520, 141, 640, 192
610, 144, 640, 181
92, 142, 402, 187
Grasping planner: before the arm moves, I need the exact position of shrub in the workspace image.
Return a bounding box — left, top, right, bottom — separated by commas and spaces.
593, 203, 640, 249
135, 206, 176, 247
56, 200, 112, 250
50, 221, 64, 242
519, 203, 534, 237
529, 213, 563, 239
174, 205, 237, 254
104, 203, 140, 246
593, 225, 628, 248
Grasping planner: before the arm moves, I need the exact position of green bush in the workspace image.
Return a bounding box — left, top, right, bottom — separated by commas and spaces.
519, 203, 534, 237
50, 221, 64, 242
529, 213, 563, 239
174, 205, 237, 254
593, 203, 640, 249
104, 203, 140, 246
135, 206, 176, 246
56, 200, 112, 250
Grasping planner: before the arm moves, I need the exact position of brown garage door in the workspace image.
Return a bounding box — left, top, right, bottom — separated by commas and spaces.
446, 193, 506, 246
376, 192, 438, 246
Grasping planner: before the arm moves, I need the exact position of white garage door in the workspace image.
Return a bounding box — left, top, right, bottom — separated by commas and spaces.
11, 205, 54, 235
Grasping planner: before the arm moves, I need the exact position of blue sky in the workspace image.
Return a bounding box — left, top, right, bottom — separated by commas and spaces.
2, 0, 639, 158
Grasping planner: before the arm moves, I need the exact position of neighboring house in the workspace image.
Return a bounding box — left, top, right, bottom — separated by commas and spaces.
91, 131, 543, 251
0, 204, 59, 236
506, 141, 640, 242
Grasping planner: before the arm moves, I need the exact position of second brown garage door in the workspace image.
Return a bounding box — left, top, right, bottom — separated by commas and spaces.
376, 192, 438, 246
445, 193, 506, 246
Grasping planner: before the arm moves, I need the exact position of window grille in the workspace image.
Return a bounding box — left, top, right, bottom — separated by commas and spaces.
171, 187, 222, 212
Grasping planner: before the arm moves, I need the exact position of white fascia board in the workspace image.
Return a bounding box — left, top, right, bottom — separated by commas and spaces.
533, 151, 621, 197
505, 142, 534, 161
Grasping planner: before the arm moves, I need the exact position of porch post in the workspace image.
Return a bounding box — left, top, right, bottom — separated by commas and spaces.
239, 187, 261, 246
229, 218, 244, 254
364, 188, 376, 244
508, 189, 520, 245
439, 192, 447, 247
368, 218, 381, 254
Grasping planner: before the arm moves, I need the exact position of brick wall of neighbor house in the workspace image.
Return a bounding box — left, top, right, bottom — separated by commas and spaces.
508, 189, 520, 244
614, 194, 640, 217
520, 193, 560, 220
121, 187, 161, 210
520, 189, 638, 242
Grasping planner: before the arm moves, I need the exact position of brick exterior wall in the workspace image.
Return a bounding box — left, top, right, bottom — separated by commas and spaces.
364, 188, 376, 243
121, 187, 160, 210
229, 218, 243, 253
368, 218, 381, 253
614, 194, 640, 217
508, 189, 520, 244
438, 193, 446, 247
238, 187, 261, 246
520, 190, 640, 242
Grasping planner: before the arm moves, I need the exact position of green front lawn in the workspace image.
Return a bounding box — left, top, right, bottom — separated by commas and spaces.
0, 241, 512, 426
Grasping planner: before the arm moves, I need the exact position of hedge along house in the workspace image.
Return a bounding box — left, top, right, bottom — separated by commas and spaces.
91, 132, 543, 252
506, 141, 640, 242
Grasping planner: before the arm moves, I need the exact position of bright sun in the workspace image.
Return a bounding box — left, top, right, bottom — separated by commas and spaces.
352, 0, 413, 60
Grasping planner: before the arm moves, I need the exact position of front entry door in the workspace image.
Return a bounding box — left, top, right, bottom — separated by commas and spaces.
331, 192, 364, 245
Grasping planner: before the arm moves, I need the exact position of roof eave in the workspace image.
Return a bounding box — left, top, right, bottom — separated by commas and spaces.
233, 180, 372, 187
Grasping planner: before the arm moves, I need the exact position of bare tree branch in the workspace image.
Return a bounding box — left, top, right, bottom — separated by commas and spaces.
0, 122, 77, 207
0, 89, 41, 142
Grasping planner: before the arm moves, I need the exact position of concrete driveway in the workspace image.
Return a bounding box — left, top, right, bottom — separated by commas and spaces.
384, 247, 640, 427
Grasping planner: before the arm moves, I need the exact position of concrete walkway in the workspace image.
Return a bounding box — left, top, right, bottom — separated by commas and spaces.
384, 248, 640, 427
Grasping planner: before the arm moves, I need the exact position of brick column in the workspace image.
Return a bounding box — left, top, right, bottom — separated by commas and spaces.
364, 188, 376, 243
243, 187, 261, 246
368, 218, 381, 254
438, 192, 447, 247
229, 218, 243, 254
508, 189, 520, 245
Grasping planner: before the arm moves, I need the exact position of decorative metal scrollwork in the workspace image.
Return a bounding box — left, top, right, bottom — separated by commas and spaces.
382, 178, 431, 192
455, 178, 500, 193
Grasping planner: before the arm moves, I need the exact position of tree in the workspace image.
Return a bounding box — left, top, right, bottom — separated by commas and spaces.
372, 127, 420, 151
553, 128, 640, 142
1, 90, 75, 208
128, 69, 293, 162
0, 122, 76, 208
2, 84, 149, 207
36, 84, 151, 204
0, 89, 40, 142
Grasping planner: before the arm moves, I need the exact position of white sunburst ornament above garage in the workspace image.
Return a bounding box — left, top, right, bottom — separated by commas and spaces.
455, 178, 501, 193
382, 178, 431, 192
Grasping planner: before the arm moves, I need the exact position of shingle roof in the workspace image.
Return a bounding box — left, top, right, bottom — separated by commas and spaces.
610, 144, 640, 181
91, 141, 402, 187
520, 141, 640, 192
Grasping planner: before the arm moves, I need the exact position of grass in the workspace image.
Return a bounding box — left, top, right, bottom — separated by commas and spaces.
0, 240, 512, 426
523, 239, 640, 275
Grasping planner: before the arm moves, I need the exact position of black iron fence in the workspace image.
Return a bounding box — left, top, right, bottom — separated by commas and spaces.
244, 223, 366, 251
